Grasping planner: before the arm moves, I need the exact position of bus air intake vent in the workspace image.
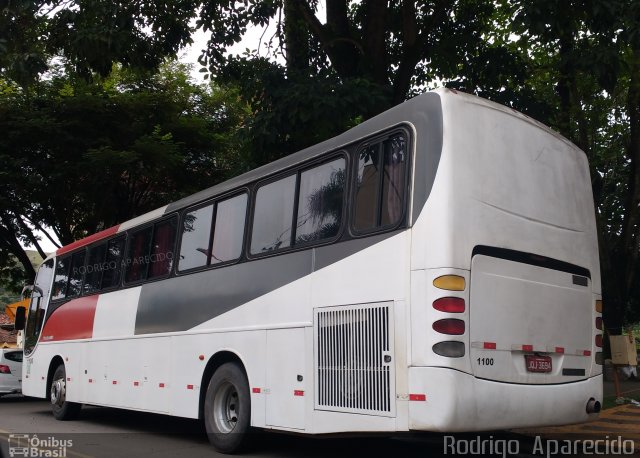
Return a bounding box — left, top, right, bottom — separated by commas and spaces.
314, 302, 395, 417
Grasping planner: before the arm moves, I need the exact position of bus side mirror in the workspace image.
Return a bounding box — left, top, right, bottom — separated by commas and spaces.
14, 306, 26, 331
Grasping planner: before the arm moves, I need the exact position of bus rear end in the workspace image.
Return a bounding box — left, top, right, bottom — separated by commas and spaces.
408, 89, 602, 431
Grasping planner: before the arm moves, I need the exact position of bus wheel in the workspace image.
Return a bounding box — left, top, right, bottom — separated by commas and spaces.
204, 362, 251, 453
50, 364, 81, 421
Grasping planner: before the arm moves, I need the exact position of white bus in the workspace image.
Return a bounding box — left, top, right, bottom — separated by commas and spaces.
18, 89, 603, 453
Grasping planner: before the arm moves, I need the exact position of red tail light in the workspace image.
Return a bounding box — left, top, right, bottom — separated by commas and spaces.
0, 365, 11, 374
433, 297, 465, 313
595, 334, 603, 348
595, 317, 603, 330
433, 319, 465, 335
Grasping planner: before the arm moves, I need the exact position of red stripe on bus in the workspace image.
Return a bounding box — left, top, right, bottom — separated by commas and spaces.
522, 345, 533, 352
40, 296, 99, 341
483, 342, 496, 349
583, 350, 591, 356
56, 225, 120, 256
409, 394, 427, 401
555, 347, 565, 354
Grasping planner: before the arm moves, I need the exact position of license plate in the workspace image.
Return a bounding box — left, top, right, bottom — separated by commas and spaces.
525, 355, 552, 373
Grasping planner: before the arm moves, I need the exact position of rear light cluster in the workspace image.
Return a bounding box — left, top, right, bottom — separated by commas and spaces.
0, 364, 11, 374
595, 300, 603, 365
432, 275, 466, 358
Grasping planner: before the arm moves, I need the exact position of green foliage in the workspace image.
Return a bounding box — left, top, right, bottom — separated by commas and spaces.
0, 61, 248, 284
0, 0, 637, 328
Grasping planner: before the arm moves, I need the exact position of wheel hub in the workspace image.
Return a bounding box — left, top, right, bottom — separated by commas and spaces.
51, 378, 66, 407
213, 382, 239, 434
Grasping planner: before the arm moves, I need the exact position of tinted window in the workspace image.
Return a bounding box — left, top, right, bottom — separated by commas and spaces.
354, 133, 407, 231
66, 250, 86, 297
354, 144, 380, 231
251, 175, 296, 254
51, 257, 70, 301
381, 134, 407, 226
125, 227, 152, 283
25, 259, 54, 355
212, 194, 247, 264
4, 351, 23, 363
84, 243, 107, 294
101, 236, 125, 289
295, 158, 345, 244
179, 204, 214, 271
148, 218, 177, 279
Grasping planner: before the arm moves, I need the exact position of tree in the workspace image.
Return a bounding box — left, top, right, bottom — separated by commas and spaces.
0, 61, 248, 288
489, 0, 640, 331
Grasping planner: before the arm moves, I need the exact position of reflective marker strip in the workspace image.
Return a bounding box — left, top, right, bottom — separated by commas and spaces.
134, 381, 140, 386
112, 381, 117, 385
67, 378, 71, 382
294, 390, 304, 396
159, 383, 165, 388
522, 345, 533, 352
252, 388, 261, 393
555, 347, 565, 354
471, 341, 499, 350
583, 350, 591, 356
409, 394, 426, 401
187, 384, 194, 390
88, 379, 93, 383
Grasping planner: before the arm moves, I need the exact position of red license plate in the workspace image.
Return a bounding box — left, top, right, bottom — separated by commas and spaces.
525, 355, 552, 373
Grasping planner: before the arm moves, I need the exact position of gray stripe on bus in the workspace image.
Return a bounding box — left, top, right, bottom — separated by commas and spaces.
134, 232, 396, 335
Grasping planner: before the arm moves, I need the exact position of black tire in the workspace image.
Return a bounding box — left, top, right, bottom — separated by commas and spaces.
204, 362, 251, 454
50, 364, 81, 421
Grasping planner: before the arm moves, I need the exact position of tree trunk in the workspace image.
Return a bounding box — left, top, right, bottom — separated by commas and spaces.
622, 43, 640, 305
284, 0, 309, 72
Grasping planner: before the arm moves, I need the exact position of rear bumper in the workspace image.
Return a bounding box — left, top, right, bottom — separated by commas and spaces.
408, 367, 601, 431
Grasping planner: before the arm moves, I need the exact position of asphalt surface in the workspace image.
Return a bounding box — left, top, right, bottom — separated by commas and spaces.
0, 394, 458, 458
3, 393, 638, 458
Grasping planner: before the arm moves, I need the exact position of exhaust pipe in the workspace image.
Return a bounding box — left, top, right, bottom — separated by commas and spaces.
586, 398, 601, 414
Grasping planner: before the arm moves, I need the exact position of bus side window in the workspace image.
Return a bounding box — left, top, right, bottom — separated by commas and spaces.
211, 194, 247, 264
295, 158, 345, 244
148, 217, 178, 279
179, 204, 214, 271
84, 243, 107, 295
51, 256, 70, 301
101, 236, 125, 289
251, 175, 296, 254
66, 250, 86, 298
125, 227, 153, 283
354, 133, 407, 232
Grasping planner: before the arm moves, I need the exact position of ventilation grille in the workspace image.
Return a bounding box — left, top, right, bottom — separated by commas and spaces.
315, 302, 395, 416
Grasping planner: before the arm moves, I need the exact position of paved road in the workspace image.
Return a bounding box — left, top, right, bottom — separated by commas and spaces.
0, 395, 459, 458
